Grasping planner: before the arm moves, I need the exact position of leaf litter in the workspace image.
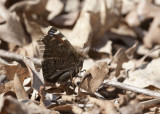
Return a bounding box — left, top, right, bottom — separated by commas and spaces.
0, 0, 160, 113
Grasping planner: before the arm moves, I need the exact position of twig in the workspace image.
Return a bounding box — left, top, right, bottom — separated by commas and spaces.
140, 98, 160, 109
136, 46, 160, 68
0, 49, 41, 66
103, 80, 160, 98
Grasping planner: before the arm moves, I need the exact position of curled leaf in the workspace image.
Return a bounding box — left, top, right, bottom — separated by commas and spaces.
81, 62, 109, 93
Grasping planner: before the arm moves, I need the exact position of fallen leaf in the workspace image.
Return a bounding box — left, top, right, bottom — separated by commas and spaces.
87, 96, 118, 114
0, 91, 17, 99
39, 86, 51, 107
0, 2, 28, 46
0, 80, 14, 94
9, 0, 47, 16
49, 10, 80, 27
119, 103, 143, 114
47, 0, 64, 20
81, 62, 109, 93
0, 61, 29, 84
125, 0, 160, 49
114, 48, 129, 76
124, 58, 160, 89
113, 42, 138, 76
63, 0, 80, 13
69, 0, 121, 48
0, 96, 58, 114
23, 57, 44, 91
0, 96, 27, 114
14, 73, 28, 100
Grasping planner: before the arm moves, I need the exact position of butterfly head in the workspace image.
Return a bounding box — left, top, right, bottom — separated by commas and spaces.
47, 26, 60, 37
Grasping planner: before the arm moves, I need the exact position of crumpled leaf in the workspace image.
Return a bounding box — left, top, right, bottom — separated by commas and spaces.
113, 42, 138, 76
87, 96, 118, 114
63, 0, 80, 13
125, 0, 160, 49
119, 95, 143, 114
68, 0, 121, 48
0, 96, 58, 114
0, 96, 27, 114
49, 10, 80, 27
0, 91, 17, 99
23, 57, 44, 92
0, 2, 28, 46
0, 61, 28, 83
81, 62, 109, 93
48, 0, 80, 27
9, 0, 47, 16
124, 58, 160, 89
39, 86, 51, 107
118, 93, 145, 114
47, 0, 64, 21
143, 14, 160, 49
0, 80, 14, 94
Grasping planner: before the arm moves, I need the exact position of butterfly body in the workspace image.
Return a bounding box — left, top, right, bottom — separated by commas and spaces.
37, 26, 83, 83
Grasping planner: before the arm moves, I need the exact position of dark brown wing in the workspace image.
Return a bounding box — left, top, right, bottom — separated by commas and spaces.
37, 26, 83, 83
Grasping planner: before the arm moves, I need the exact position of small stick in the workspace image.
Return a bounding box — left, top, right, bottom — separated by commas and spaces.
103, 80, 160, 98
0, 49, 41, 66
140, 98, 160, 109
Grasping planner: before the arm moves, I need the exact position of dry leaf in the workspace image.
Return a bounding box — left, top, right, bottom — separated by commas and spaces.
119, 103, 143, 114
0, 96, 58, 114
114, 48, 129, 76
23, 57, 44, 91
63, 0, 80, 13
137, 45, 160, 59
113, 42, 138, 76
14, 73, 28, 100
0, 91, 17, 99
81, 62, 109, 93
9, 0, 47, 16
69, 0, 121, 48
125, 0, 160, 49
53, 105, 72, 112
0, 61, 29, 83
87, 96, 118, 114
124, 58, 160, 89
0, 80, 14, 94
0, 2, 28, 46
47, 0, 64, 20
0, 13, 5, 24
0, 96, 27, 114
121, 0, 138, 15
39, 86, 51, 107
143, 14, 160, 48
50, 10, 80, 27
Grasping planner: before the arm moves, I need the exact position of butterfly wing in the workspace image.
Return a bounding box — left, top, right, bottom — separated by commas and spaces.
37, 26, 83, 83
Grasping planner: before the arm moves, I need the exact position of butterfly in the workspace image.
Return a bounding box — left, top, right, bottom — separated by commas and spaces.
37, 26, 83, 83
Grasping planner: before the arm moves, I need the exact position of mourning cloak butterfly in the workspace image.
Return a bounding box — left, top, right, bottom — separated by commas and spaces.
37, 26, 83, 83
